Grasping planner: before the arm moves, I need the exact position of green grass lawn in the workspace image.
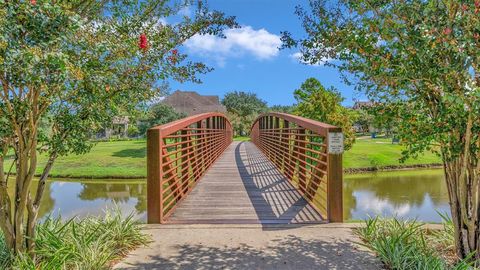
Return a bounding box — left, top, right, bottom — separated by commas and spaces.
3, 137, 441, 178
4, 140, 148, 179
344, 137, 441, 169
233, 136, 251, 141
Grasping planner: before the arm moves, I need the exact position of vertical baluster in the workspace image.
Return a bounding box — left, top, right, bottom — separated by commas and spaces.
281, 120, 289, 172
196, 120, 204, 181
297, 128, 306, 194
181, 129, 190, 195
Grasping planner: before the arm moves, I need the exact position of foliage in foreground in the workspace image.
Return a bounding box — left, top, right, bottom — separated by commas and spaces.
355, 216, 473, 270
0, 210, 148, 269
286, 0, 480, 259
0, 0, 236, 254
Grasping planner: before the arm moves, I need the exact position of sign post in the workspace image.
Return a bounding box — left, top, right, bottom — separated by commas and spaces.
327, 132, 344, 222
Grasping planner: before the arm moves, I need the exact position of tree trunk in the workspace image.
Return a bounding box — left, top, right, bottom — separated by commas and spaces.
0, 155, 15, 250
26, 154, 56, 254
444, 156, 480, 262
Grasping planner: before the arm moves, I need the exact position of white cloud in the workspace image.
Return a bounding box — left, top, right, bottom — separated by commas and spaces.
185, 26, 281, 66
290, 52, 331, 67
156, 17, 168, 26
179, 6, 192, 17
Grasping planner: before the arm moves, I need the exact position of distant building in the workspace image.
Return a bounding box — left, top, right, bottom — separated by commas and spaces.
352, 100, 378, 134
352, 101, 374, 110
97, 116, 130, 139
162, 90, 227, 116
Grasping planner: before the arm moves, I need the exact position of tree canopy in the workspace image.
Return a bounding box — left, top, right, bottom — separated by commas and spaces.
222, 91, 267, 135
138, 103, 186, 135
293, 78, 356, 150
0, 0, 236, 255
284, 0, 480, 260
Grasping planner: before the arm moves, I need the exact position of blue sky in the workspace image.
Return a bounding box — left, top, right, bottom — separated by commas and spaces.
169, 0, 363, 107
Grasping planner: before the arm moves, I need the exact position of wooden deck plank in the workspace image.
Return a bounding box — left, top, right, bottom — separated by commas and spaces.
168, 141, 324, 224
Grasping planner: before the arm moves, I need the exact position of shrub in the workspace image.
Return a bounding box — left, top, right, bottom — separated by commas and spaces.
355, 216, 473, 270
0, 209, 148, 269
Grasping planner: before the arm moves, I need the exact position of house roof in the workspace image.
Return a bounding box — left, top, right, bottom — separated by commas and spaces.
352, 101, 374, 110
162, 90, 227, 116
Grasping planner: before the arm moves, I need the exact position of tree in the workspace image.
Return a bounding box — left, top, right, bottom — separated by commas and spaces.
284, 0, 480, 260
222, 91, 267, 135
293, 78, 356, 150
0, 0, 236, 255
138, 103, 186, 135
352, 109, 372, 134
269, 104, 296, 114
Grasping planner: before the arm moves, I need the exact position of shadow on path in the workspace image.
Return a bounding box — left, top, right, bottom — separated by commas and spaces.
234, 142, 323, 227
116, 235, 379, 270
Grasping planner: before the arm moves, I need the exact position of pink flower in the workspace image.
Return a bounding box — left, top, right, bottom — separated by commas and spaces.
31, 0, 36, 4
168, 55, 177, 65
443, 28, 452, 35
139, 33, 148, 51
171, 49, 178, 55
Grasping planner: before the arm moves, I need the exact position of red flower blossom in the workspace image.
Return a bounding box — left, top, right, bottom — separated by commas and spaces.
139, 33, 148, 51
462, 4, 468, 12
168, 55, 177, 65
31, 0, 36, 4
476, 0, 480, 8
443, 28, 452, 35
171, 49, 178, 55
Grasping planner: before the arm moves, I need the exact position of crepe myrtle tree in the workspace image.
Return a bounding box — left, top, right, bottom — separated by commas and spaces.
0, 0, 236, 255
283, 0, 480, 260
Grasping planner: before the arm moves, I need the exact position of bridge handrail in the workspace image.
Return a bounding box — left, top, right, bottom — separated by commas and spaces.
250, 112, 343, 222
147, 112, 233, 223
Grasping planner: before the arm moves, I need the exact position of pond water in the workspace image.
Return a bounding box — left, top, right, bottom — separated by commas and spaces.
344, 169, 450, 222
10, 169, 450, 223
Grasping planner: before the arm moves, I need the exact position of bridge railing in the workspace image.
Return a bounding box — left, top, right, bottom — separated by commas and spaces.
147, 113, 233, 223
251, 113, 343, 222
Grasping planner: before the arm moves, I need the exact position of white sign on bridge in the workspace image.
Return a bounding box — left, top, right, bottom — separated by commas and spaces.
328, 132, 344, 154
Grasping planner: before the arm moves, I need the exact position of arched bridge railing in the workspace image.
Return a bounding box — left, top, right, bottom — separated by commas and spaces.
147, 113, 233, 223
251, 113, 344, 222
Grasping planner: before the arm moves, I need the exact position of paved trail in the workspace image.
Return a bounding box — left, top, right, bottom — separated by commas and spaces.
114, 224, 382, 270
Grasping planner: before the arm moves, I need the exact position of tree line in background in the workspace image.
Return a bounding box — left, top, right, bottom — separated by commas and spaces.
127, 77, 393, 151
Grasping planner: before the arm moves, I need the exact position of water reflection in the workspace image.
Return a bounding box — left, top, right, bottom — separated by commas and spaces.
344, 170, 450, 222
7, 180, 147, 221
8, 170, 450, 223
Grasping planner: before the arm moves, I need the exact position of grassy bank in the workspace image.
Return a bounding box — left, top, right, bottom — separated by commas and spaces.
344, 137, 440, 170
3, 137, 442, 178
0, 210, 148, 269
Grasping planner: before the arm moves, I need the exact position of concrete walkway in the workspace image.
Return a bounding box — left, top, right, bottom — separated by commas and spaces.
114, 224, 382, 270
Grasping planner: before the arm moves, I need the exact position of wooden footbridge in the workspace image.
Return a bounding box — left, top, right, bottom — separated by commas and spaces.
147, 112, 343, 224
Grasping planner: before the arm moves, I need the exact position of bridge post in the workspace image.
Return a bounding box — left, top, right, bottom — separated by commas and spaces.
326, 131, 343, 223
147, 129, 163, 223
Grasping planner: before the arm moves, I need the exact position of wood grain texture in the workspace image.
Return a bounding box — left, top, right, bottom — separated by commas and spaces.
168, 141, 324, 224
